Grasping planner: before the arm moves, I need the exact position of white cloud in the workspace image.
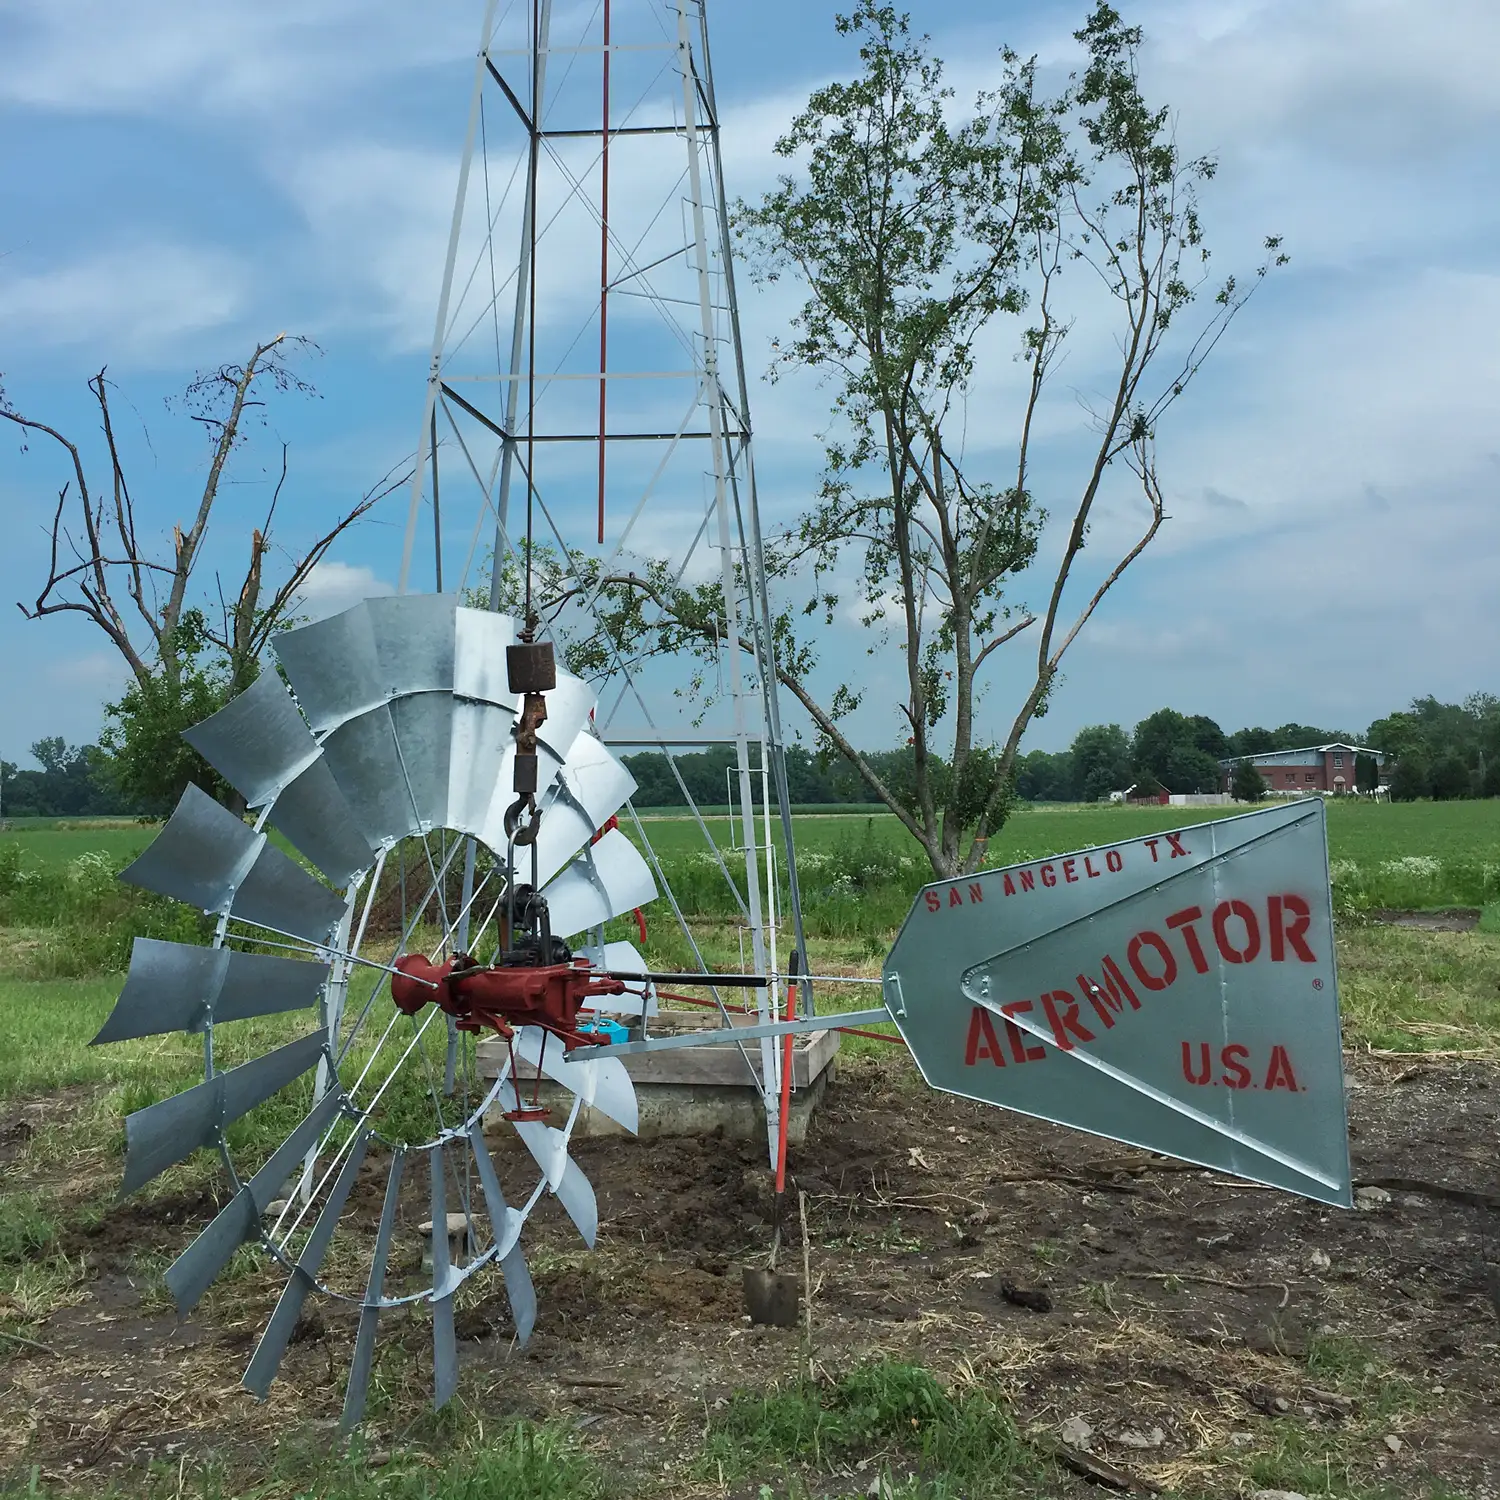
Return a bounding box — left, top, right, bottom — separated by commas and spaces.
293, 560, 395, 622
50, 650, 128, 692
273, 142, 460, 350
0, 241, 248, 358
2, 0, 1496, 759
0, 0, 475, 118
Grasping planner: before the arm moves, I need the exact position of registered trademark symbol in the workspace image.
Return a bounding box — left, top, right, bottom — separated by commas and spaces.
1312, 978, 1324, 990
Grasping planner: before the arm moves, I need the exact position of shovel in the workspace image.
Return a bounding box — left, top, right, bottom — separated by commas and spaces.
743, 1198, 801, 1328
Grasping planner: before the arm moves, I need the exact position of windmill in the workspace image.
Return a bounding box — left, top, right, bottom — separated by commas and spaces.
87, 0, 1355, 1422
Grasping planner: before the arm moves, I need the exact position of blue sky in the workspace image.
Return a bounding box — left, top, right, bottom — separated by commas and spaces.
2, 0, 1497, 770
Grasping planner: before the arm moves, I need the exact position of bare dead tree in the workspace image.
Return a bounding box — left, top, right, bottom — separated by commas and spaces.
2, 333, 410, 805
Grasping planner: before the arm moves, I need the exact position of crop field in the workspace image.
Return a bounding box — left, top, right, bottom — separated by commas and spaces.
637, 797, 1500, 865
1, 799, 1498, 1498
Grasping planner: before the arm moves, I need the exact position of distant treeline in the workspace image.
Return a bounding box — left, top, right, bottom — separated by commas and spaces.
1015, 694, 1500, 803
0, 739, 143, 819
624, 745, 894, 809
4, 691, 1495, 820
625, 716, 1367, 809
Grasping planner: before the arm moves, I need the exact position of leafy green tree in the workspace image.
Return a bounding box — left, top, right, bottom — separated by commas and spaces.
1131, 709, 1211, 789
1429, 752, 1473, 801
1481, 755, 1500, 799
100, 612, 237, 815
1365, 711, 1424, 760
0, 740, 126, 816
1014, 749, 1075, 802
1388, 751, 1429, 802
1070, 724, 1132, 801
579, 2, 1284, 878
1187, 714, 1229, 760
1227, 726, 1277, 757
1162, 745, 1221, 793
1354, 752, 1380, 794
1364, 693, 1497, 797
1271, 723, 1349, 750
1231, 757, 1266, 802
1128, 770, 1166, 800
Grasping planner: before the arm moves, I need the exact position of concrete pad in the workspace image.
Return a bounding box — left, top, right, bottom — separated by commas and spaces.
477, 1010, 841, 1142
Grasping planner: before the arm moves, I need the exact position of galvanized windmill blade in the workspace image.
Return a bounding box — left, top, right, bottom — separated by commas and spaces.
91, 595, 651, 1421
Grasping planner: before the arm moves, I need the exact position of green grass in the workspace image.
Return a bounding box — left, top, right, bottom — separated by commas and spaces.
624, 800, 1500, 924
1, 1421, 605, 1499
6, 801, 1499, 940
1337, 923, 1500, 1051
696, 1360, 1041, 1497
0, 822, 155, 870
623, 798, 1500, 866
1193, 1334, 1446, 1500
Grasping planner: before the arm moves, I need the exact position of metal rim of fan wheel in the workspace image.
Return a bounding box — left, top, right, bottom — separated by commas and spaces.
92, 594, 659, 1423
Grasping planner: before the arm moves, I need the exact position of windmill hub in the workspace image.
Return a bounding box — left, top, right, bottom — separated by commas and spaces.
390, 953, 626, 1048
390, 880, 628, 1049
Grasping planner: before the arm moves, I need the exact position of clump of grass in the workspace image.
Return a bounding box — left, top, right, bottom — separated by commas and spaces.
698, 1360, 1035, 1494
6, 1253, 91, 1325
1329, 854, 1500, 914
0, 1192, 57, 1265
2, 1421, 603, 1499
1336, 924, 1500, 1051
0, 845, 209, 981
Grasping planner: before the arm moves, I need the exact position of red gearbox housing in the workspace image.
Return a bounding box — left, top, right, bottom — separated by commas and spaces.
390, 954, 626, 1049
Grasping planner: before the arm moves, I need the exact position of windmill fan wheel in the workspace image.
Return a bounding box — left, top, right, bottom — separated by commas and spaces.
92, 594, 659, 1422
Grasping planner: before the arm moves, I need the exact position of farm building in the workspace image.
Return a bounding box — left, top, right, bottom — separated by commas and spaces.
1218, 742, 1385, 795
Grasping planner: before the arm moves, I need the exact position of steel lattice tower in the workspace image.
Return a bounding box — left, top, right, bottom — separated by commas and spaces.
398, 0, 811, 1150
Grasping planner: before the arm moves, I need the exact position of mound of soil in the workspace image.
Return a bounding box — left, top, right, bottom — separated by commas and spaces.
3, 1052, 1498, 1495
1371, 908, 1483, 932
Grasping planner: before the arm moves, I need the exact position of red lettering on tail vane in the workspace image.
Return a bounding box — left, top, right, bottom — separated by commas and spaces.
1165, 906, 1211, 974
1166, 832, 1189, 858
1040, 988, 1096, 1050
1076, 956, 1140, 1030
1220, 1043, 1252, 1089
1020, 870, 1035, 892
964, 1006, 1048, 1069
1269, 895, 1316, 962
1106, 850, 1124, 872
1127, 930, 1177, 991
1264, 1044, 1300, 1091
926, 881, 991, 914
1213, 900, 1261, 963
1181, 1041, 1212, 1085
1000, 1001, 1047, 1063
964, 1008, 1006, 1066
1179, 1041, 1299, 1091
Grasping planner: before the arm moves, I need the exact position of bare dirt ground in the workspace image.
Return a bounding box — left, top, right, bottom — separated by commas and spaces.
2, 1049, 1498, 1498
1372, 910, 1484, 934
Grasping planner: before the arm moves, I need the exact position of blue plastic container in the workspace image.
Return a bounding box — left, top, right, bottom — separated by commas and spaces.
577, 1017, 629, 1045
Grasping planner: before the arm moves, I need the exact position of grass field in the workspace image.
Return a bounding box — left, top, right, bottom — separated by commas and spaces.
9, 797, 1500, 869
1, 797, 1496, 1106
2, 800, 1497, 1500
635, 796, 1500, 865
